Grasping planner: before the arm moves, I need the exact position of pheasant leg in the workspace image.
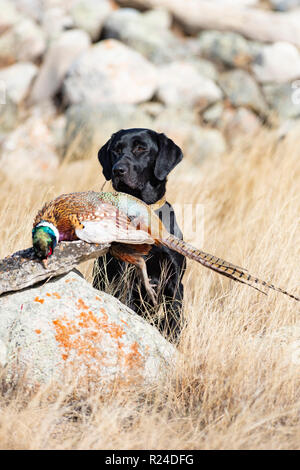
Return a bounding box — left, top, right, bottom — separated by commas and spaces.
135, 257, 158, 306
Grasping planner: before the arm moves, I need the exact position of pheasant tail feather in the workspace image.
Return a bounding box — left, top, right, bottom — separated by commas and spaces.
161, 234, 300, 301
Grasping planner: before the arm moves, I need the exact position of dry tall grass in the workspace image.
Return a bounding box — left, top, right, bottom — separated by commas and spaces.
0, 127, 299, 450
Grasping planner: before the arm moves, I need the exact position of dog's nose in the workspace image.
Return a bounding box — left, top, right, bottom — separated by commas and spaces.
112, 163, 127, 177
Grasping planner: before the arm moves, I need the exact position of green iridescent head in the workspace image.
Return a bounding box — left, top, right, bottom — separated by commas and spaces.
32, 222, 59, 260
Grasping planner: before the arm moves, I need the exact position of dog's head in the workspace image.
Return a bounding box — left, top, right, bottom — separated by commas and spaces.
98, 128, 183, 204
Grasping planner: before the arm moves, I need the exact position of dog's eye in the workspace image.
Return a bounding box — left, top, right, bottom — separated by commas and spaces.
114, 147, 122, 155
134, 145, 146, 153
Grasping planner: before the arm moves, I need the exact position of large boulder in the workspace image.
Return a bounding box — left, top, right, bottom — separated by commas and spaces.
0, 271, 176, 390
63, 39, 158, 106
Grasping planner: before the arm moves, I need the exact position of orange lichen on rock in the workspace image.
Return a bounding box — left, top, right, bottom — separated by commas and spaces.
124, 342, 143, 369
76, 298, 89, 310
46, 292, 61, 299
52, 307, 145, 385
53, 309, 125, 362
34, 296, 44, 304
35, 329, 41, 334
52, 292, 61, 299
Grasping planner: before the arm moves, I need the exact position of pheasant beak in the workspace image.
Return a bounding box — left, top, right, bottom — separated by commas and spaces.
42, 258, 48, 269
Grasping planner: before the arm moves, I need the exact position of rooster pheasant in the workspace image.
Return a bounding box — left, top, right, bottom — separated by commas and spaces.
32, 191, 300, 303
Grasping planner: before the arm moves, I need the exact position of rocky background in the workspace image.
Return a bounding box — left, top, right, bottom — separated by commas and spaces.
1, 0, 300, 183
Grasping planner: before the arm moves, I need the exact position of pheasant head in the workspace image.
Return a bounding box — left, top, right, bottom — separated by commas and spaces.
32, 222, 59, 262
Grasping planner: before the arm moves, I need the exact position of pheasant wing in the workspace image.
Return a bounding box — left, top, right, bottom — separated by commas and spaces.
75, 203, 154, 245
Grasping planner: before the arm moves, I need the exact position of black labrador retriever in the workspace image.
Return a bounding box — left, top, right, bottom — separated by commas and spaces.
92, 128, 186, 342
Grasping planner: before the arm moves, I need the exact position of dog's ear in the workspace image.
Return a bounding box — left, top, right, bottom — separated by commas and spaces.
98, 136, 113, 180
154, 133, 183, 181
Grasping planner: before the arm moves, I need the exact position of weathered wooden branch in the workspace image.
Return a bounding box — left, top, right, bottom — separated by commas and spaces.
0, 241, 110, 296
117, 0, 300, 47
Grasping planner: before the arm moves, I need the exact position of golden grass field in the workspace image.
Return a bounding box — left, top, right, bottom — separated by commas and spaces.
0, 127, 299, 450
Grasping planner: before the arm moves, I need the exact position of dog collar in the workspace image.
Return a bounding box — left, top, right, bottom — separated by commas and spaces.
102, 181, 167, 211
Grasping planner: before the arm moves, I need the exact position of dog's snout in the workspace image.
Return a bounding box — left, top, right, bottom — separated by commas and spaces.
112, 163, 127, 177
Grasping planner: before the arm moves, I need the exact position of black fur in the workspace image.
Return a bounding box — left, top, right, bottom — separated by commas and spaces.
93, 128, 186, 342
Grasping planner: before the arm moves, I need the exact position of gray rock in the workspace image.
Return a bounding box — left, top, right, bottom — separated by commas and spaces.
219, 69, 267, 115
0, 271, 175, 389
0, 116, 59, 182
0, 17, 46, 66
252, 42, 300, 84
103, 8, 184, 64
197, 30, 253, 68
157, 61, 222, 109
270, 0, 300, 11
30, 29, 91, 104
63, 39, 158, 106
63, 102, 153, 161
0, 62, 38, 104
70, 0, 113, 41
263, 82, 300, 121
